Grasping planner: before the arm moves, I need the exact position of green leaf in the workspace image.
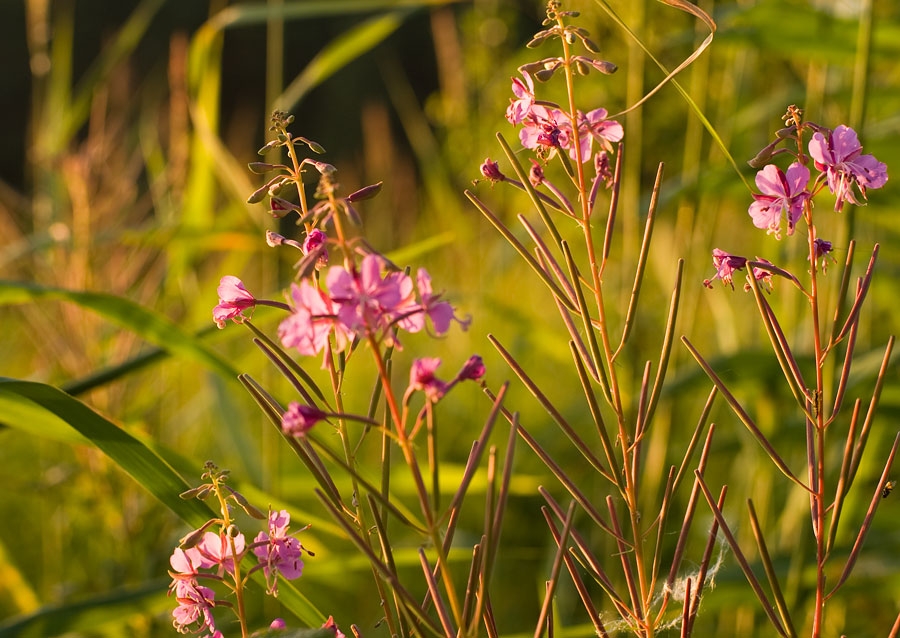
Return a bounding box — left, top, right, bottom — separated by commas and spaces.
0, 378, 212, 527
0, 281, 240, 382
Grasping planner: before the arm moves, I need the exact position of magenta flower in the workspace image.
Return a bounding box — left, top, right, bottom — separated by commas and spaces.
194, 530, 245, 575
811, 237, 836, 273
252, 509, 305, 594
506, 72, 536, 125
327, 254, 409, 342
170, 579, 219, 636
748, 162, 810, 238
808, 125, 888, 211
409, 358, 447, 402
415, 269, 468, 336
270, 618, 287, 630
519, 105, 568, 151
455, 355, 486, 382
281, 402, 327, 437
564, 108, 623, 163
213, 276, 256, 328
748, 258, 776, 293
278, 280, 350, 357
303, 229, 329, 269
703, 248, 748, 290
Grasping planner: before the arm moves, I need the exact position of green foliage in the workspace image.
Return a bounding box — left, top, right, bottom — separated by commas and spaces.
2, 0, 899, 636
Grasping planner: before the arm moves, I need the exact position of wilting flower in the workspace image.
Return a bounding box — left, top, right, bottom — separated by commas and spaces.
748, 162, 810, 238
252, 509, 305, 594
811, 237, 836, 273
281, 402, 327, 437
808, 125, 888, 211
747, 257, 776, 293
408, 358, 447, 402
213, 276, 256, 328
703, 248, 748, 290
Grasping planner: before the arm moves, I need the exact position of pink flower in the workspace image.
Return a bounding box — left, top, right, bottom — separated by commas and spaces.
213, 276, 256, 328
303, 229, 329, 269
194, 530, 245, 575
703, 248, 747, 290
327, 254, 408, 342
808, 125, 888, 211
748, 162, 810, 238
252, 509, 306, 594
171, 580, 218, 636
563, 108, 623, 163
748, 257, 776, 293
281, 402, 326, 437
278, 280, 350, 356
409, 358, 447, 402
270, 618, 287, 630
415, 269, 468, 336
506, 72, 536, 125
519, 105, 568, 151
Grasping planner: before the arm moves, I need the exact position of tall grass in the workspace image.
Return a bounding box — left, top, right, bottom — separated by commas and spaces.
1, 0, 899, 636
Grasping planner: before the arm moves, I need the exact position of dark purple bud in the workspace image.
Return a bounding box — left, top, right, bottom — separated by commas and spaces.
347, 181, 383, 202
457, 355, 485, 382
480, 158, 506, 182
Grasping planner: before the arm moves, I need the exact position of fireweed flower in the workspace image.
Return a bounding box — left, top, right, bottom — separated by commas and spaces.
278, 280, 350, 357
506, 71, 536, 125
213, 276, 256, 328
811, 237, 836, 273
747, 257, 776, 293
415, 268, 468, 336
519, 105, 568, 151
327, 254, 410, 343
703, 248, 748, 290
281, 401, 327, 437
564, 108, 623, 162
408, 358, 447, 402
170, 579, 219, 636
303, 228, 329, 269
195, 530, 246, 575
252, 509, 305, 595
748, 162, 810, 238
808, 124, 888, 211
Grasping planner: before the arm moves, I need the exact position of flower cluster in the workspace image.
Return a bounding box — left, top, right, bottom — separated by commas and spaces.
168, 461, 312, 636
506, 70, 623, 165
705, 108, 886, 289
168, 510, 307, 635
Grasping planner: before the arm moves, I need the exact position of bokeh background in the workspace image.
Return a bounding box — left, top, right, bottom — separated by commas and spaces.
2, 0, 899, 636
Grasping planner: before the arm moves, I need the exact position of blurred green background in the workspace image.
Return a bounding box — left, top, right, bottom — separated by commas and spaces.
1, 0, 899, 636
